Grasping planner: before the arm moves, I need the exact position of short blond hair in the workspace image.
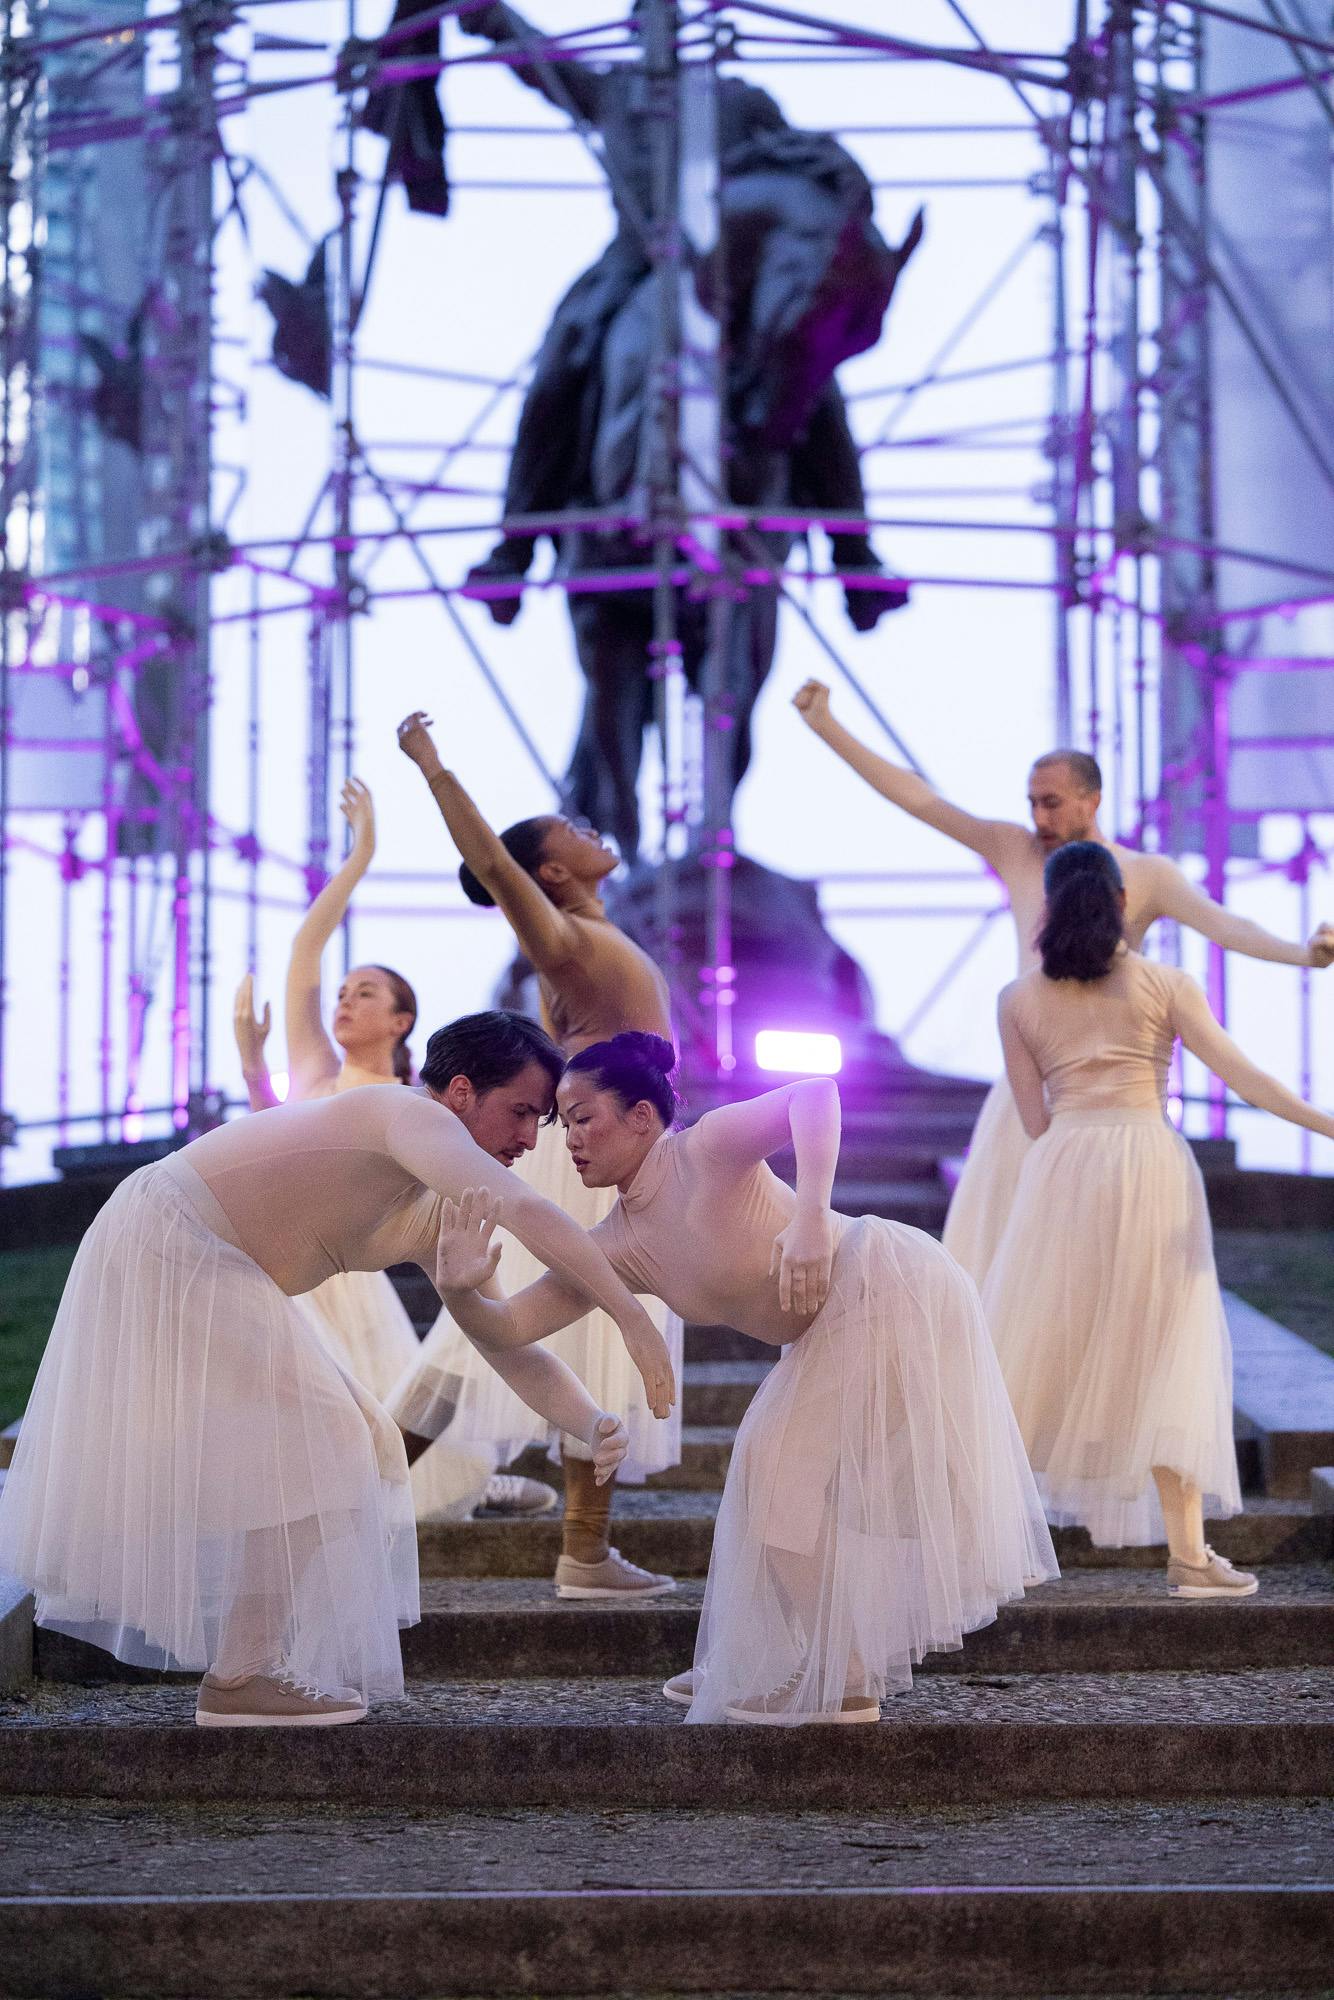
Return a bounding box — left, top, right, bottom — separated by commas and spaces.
1032, 749, 1102, 795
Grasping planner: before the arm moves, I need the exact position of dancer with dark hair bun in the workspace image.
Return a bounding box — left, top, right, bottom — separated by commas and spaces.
793, 680, 1334, 1288
432, 1033, 1056, 1726
390, 712, 684, 1598
984, 843, 1334, 1591
232, 778, 551, 1524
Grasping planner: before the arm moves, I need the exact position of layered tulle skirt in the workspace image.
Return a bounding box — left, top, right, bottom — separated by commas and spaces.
982, 1107, 1241, 1547
0, 1157, 418, 1700
941, 1075, 1033, 1288
295, 1271, 495, 1522
389, 1121, 684, 1482
684, 1216, 1057, 1724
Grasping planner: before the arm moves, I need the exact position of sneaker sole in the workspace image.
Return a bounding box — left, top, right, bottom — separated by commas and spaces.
725, 1701, 881, 1726
1168, 1581, 1259, 1598
195, 1705, 368, 1728
662, 1679, 695, 1706
555, 1578, 677, 1600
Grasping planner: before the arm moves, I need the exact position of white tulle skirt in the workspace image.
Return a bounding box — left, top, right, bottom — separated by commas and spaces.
295, 1272, 495, 1523
0, 1156, 418, 1701
941, 1076, 1033, 1288
684, 1216, 1057, 1725
389, 1121, 683, 1482
982, 1107, 1242, 1548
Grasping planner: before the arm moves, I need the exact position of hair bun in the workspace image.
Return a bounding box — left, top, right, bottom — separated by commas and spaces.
613, 1030, 676, 1074
458, 862, 497, 909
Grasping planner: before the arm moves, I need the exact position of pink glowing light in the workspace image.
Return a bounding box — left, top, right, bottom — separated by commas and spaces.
754, 1030, 843, 1076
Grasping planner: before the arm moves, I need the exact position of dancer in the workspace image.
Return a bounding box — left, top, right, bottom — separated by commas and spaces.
793, 679, 1334, 1285
0, 1011, 673, 1727
391, 711, 683, 1601
432, 1033, 1057, 1725
232, 775, 552, 1521
984, 842, 1334, 1589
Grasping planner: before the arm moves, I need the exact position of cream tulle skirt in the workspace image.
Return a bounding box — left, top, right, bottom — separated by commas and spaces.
388, 1122, 684, 1482
982, 1107, 1242, 1548
941, 1076, 1033, 1288
0, 1157, 418, 1700
295, 1272, 495, 1523
684, 1217, 1057, 1725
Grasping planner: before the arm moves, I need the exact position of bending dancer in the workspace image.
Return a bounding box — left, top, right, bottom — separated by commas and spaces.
793, 679, 1334, 1286
231, 775, 552, 1522
391, 711, 683, 1601
434, 1033, 1057, 1726
985, 843, 1334, 1592
0, 1012, 673, 1729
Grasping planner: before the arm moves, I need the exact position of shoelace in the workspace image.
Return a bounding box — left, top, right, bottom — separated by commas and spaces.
276, 1668, 329, 1704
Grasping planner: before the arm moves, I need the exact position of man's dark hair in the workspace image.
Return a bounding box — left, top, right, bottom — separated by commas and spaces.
1032, 748, 1102, 795
419, 1009, 563, 1113
459, 817, 555, 908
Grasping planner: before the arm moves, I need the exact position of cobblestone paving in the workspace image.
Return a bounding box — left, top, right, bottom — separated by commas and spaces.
3, 1668, 1332, 1731
0, 1797, 1330, 1896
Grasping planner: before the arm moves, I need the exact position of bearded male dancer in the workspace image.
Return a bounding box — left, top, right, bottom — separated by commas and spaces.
794, 679, 1334, 1286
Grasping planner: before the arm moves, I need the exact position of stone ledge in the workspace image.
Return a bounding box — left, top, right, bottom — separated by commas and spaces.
1226, 1292, 1334, 1498
0, 1576, 32, 1692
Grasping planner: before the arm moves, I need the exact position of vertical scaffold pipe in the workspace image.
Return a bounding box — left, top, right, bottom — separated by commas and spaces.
332, 3, 358, 973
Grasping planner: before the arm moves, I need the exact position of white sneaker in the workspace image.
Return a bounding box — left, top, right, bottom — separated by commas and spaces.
553, 1546, 676, 1599
725, 1671, 880, 1726
480, 1473, 558, 1516
662, 1668, 697, 1706
1166, 1546, 1259, 1598
195, 1667, 367, 1728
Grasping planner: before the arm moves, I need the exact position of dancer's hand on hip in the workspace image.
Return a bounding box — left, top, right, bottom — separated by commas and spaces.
771, 1208, 835, 1317
434, 1187, 504, 1294
618, 1307, 676, 1421
589, 1412, 629, 1486
397, 710, 444, 780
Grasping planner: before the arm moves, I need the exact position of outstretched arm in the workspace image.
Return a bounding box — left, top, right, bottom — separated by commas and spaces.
233, 974, 280, 1111
285, 778, 375, 1098
397, 711, 578, 975
460, 4, 602, 122
998, 987, 1050, 1139
695, 1078, 842, 1315
1147, 855, 1334, 970
793, 681, 1030, 874
1170, 974, 1334, 1140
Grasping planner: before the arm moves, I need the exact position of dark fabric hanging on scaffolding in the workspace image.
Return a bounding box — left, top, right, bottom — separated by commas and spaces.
361, 0, 450, 218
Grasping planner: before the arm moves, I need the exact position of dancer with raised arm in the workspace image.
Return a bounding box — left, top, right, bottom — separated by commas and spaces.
434, 1034, 1056, 1726
391, 711, 683, 1601
984, 843, 1334, 1592
793, 679, 1334, 1286
232, 775, 552, 1522
0, 1011, 673, 1728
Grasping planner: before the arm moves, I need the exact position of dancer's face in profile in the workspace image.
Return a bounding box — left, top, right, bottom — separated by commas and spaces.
332, 965, 414, 1058
1027, 764, 1100, 854
557, 1072, 661, 1188
536, 818, 619, 899
439, 1059, 555, 1168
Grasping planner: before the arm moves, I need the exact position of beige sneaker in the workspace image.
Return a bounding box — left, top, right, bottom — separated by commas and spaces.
662, 1668, 697, 1706
726, 1672, 881, 1726
1166, 1546, 1259, 1599
553, 1546, 676, 1600
480, 1473, 558, 1516
195, 1668, 367, 1728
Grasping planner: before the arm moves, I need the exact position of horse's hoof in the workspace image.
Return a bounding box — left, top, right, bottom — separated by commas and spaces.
845, 582, 909, 632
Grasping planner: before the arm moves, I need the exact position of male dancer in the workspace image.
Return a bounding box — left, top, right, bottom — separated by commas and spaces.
793, 678, 1334, 1284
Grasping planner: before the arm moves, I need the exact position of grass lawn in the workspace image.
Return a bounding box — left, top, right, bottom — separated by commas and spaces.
0, 1246, 76, 1426
1214, 1229, 1334, 1360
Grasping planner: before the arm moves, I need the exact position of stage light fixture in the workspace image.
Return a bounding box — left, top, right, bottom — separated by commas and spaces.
755, 1030, 843, 1075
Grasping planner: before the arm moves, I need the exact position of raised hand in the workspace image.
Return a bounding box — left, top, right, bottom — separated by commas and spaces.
589, 1411, 629, 1487
396, 710, 444, 780
434, 1187, 505, 1296
232, 972, 271, 1074
339, 776, 375, 856
618, 1307, 676, 1421
769, 1206, 835, 1317
793, 679, 833, 733
1307, 923, 1334, 970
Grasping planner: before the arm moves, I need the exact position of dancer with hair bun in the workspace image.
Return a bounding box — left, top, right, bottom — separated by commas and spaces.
983, 842, 1334, 1590
793, 679, 1334, 1288
390, 712, 683, 1598
432, 1031, 1056, 1725
233, 775, 552, 1524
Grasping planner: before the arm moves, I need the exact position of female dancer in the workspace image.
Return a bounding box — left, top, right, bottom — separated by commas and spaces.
392, 712, 683, 1600
983, 842, 1334, 1591
0, 1011, 672, 1726
432, 1033, 1056, 1725
235, 775, 550, 1522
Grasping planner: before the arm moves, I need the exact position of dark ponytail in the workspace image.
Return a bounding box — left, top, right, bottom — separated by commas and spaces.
460, 815, 557, 908
370, 964, 418, 1082
1037, 842, 1124, 983
564, 1031, 680, 1126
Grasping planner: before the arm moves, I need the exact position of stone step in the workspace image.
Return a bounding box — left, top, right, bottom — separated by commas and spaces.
3, 1670, 1330, 1808
30, 1569, 1334, 1688
417, 1489, 1334, 1578
681, 1359, 770, 1426
1227, 1290, 1334, 1499
683, 1321, 774, 1362
2, 1798, 1330, 1997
